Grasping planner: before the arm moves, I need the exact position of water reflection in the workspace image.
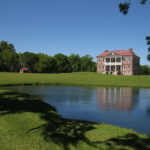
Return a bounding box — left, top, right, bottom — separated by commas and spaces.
147, 107, 150, 115
1, 85, 150, 135
37, 86, 95, 105
96, 87, 139, 111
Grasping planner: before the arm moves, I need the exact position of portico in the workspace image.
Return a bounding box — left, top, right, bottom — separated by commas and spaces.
105, 65, 121, 74
102, 56, 122, 74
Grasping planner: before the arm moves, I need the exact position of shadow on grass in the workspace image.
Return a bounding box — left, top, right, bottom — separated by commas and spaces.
105, 133, 150, 150
0, 91, 99, 150
0, 91, 150, 150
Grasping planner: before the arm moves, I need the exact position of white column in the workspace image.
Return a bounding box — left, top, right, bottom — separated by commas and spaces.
103, 58, 105, 63
115, 57, 116, 72
121, 56, 123, 73
104, 65, 105, 72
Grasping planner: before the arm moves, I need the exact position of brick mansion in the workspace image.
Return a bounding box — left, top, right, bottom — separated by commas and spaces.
96, 49, 140, 75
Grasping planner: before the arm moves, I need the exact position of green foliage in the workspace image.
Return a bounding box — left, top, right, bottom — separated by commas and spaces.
34, 53, 51, 73
119, 0, 148, 15
140, 65, 150, 75
146, 36, 150, 61
0, 41, 16, 52
34, 54, 57, 73
118, 2, 150, 63
1, 50, 18, 72
147, 54, 150, 62
0, 40, 96, 73
48, 56, 57, 73
0, 41, 18, 72
19, 52, 38, 72
119, 2, 130, 15
53, 53, 72, 73
68, 54, 81, 72
80, 55, 96, 72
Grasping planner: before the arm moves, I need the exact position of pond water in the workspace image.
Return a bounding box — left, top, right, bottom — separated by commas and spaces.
1, 85, 150, 135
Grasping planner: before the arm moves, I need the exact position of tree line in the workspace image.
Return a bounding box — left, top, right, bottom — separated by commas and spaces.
140, 65, 150, 75
0, 41, 96, 73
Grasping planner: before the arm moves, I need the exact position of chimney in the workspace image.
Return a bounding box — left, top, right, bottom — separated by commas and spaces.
104, 49, 109, 52
128, 48, 133, 52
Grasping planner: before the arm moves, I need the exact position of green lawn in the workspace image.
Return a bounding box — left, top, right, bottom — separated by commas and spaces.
0, 90, 150, 150
0, 72, 150, 150
0, 72, 150, 87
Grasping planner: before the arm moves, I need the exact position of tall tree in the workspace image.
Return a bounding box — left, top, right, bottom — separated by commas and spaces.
0, 50, 18, 72
53, 53, 72, 73
0, 41, 18, 72
0, 41, 16, 52
48, 56, 57, 73
0, 40, 97, 73
19, 52, 38, 72
34, 53, 50, 73
34, 53, 56, 73
68, 54, 81, 72
80, 55, 96, 72
140, 65, 150, 74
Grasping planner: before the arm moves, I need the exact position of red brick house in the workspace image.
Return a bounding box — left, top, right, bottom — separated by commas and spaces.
96, 48, 140, 75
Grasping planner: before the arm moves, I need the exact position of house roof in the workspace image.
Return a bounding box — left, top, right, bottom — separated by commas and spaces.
97, 50, 138, 57
20, 68, 28, 71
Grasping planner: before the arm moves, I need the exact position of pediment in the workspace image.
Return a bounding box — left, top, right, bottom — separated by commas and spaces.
107, 52, 119, 56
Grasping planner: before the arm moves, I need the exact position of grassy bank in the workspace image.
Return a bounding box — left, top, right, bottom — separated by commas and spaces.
0, 90, 150, 150
0, 72, 150, 87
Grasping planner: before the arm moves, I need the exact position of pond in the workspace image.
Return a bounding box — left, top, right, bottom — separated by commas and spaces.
1, 85, 150, 135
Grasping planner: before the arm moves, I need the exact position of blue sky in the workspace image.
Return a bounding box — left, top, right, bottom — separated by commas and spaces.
0, 0, 150, 64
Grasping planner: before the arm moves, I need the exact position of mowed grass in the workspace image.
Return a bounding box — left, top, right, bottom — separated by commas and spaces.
0, 72, 150, 87
0, 90, 150, 150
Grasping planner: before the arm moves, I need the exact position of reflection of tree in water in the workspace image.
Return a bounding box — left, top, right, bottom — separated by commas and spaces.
147, 107, 150, 115
96, 87, 139, 111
